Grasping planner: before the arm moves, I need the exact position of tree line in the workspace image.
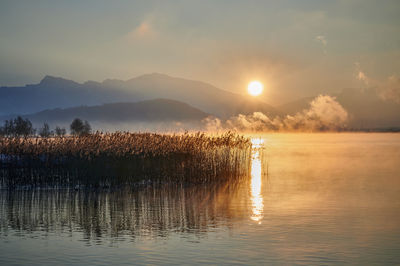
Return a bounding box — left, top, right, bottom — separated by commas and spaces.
0, 117, 91, 137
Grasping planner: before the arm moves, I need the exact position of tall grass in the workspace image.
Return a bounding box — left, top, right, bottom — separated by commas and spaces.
0, 132, 251, 188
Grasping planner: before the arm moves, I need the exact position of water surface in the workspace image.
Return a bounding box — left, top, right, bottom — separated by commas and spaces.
1, 133, 400, 265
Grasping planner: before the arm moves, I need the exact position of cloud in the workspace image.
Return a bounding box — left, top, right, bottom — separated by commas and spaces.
355, 62, 369, 85
202, 95, 349, 132
357, 71, 368, 84
315, 35, 327, 54
315, 35, 327, 46
135, 21, 153, 36
124, 19, 156, 41
355, 63, 400, 103
377, 75, 400, 103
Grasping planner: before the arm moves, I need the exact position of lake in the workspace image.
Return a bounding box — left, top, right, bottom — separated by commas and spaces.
1, 133, 400, 265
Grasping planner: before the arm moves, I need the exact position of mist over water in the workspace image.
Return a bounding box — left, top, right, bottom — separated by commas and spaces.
1, 133, 399, 265
204, 95, 349, 132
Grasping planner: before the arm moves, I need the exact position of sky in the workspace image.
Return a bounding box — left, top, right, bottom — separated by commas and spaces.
1, 0, 400, 104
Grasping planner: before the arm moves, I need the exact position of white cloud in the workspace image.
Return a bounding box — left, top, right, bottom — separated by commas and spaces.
315, 35, 327, 54
315, 35, 327, 46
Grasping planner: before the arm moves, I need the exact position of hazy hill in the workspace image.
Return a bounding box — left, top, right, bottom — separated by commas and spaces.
278, 88, 400, 128
278, 96, 315, 115
0, 73, 279, 119
4, 99, 209, 125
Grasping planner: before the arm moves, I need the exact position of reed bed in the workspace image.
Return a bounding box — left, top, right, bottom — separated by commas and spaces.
0, 132, 251, 188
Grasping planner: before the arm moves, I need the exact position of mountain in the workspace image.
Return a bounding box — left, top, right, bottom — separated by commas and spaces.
0, 73, 280, 119
278, 88, 400, 128
278, 96, 315, 115
5, 99, 209, 124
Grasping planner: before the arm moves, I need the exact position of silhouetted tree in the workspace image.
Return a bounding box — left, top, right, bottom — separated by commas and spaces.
39, 123, 53, 138
55, 126, 66, 137
1, 120, 12, 136
14, 116, 34, 137
70, 118, 91, 136
1, 117, 35, 137
2, 120, 14, 136
83, 120, 91, 134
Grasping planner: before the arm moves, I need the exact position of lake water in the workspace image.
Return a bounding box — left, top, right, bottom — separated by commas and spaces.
1, 133, 400, 265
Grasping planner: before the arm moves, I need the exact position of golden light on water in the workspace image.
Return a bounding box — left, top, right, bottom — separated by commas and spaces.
248, 81, 263, 96
250, 138, 264, 223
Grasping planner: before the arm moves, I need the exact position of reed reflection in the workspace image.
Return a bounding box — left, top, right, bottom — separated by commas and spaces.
250, 138, 264, 223
0, 181, 251, 242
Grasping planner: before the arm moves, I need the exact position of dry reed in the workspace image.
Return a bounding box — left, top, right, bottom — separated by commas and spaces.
0, 132, 251, 188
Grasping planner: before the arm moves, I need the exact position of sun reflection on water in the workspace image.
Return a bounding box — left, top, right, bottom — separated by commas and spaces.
250, 138, 264, 223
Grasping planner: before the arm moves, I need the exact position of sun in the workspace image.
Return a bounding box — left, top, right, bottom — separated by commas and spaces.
248, 81, 263, 96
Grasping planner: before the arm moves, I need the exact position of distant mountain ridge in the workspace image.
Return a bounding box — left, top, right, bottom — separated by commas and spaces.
2, 73, 399, 129
0, 73, 280, 119
1, 99, 209, 124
